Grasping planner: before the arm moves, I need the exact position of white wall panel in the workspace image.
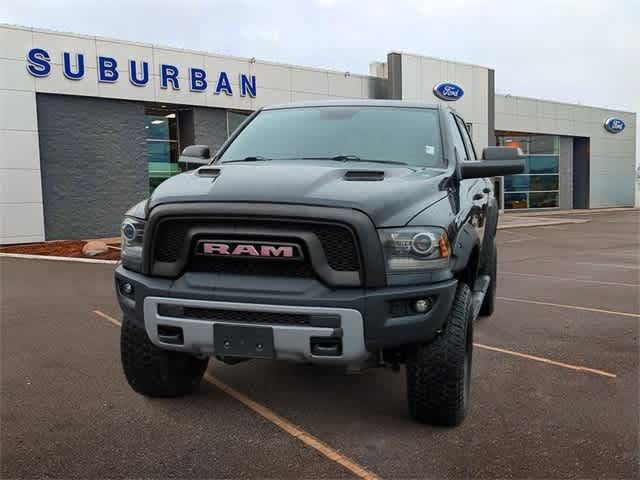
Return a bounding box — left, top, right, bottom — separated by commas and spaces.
0, 25, 33, 60
0, 170, 43, 204
0, 89, 38, 131
0, 203, 45, 240
291, 68, 329, 95
0, 130, 40, 170
328, 73, 361, 97
290, 91, 332, 102
253, 87, 291, 108
252, 63, 292, 90
0, 59, 36, 91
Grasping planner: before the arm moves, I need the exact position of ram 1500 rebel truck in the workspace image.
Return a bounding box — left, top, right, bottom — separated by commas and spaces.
115, 100, 524, 426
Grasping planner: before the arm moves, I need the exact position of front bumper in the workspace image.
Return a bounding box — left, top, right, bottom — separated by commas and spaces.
116, 265, 458, 359
144, 296, 370, 367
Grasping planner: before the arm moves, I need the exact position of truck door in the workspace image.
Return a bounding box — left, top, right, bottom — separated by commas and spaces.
449, 114, 488, 244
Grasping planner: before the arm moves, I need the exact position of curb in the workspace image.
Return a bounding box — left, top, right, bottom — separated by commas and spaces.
0, 253, 119, 265
498, 219, 590, 230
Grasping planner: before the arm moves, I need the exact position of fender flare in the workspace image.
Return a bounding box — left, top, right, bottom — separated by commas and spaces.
450, 223, 480, 273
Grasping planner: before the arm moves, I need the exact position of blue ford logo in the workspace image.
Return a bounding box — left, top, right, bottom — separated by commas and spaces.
603, 117, 625, 134
433, 82, 464, 101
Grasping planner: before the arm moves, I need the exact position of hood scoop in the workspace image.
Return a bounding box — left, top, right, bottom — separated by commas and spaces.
196, 167, 221, 178
343, 170, 385, 182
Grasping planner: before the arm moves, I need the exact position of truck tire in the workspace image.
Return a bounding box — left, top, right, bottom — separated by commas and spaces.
121, 316, 208, 397
479, 242, 497, 317
405, 282, 473, 426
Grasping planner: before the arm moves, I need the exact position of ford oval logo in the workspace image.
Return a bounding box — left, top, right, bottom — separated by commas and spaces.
433, 82, 464, 101
603, 117, 625, 134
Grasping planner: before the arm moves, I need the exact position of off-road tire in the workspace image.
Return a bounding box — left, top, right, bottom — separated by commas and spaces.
121, 316, 208, 397
479, 242, 497, 317
405, 282, 474, 426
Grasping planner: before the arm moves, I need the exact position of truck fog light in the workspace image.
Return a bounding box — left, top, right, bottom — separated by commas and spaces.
414, 298, 431, 313
120, 282, 134, 296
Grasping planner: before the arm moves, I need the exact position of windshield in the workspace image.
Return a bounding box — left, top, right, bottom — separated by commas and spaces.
218, 106, 444, 168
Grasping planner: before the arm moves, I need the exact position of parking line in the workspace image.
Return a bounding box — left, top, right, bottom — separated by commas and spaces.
575, 261, 640, 271
93, 309, 124, 327
497, 296, 640, 318
203, 373, 380, 480
91, 310, 381, 480
501, 271, 639, 288
474, 343, 617, 378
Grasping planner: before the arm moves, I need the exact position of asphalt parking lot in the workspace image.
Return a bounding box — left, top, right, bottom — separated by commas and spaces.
1, 210, 638, 479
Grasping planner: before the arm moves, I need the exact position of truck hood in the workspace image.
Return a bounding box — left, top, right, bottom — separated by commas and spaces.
148, 163, 449, 227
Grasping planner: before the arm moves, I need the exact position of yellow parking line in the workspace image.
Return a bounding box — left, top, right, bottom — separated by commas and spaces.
93, 309, 123, 327
474, 343, 617, 378
501, 271, 639, 288
92, 310, 380, 480
497, 296, 640, 318
204, 373, 380, 480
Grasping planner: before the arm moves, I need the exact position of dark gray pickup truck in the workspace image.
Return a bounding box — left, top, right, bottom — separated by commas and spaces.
115, 100, 524, 426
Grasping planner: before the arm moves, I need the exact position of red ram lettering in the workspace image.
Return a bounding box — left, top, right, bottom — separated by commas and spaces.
232, 244, 260, 256
203, 243, 230, 255
260, 245, 294, 257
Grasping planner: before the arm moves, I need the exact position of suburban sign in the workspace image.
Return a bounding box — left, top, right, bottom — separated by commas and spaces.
26, 47, 257, 97
433, 82, 464, 101
603, 117, 626, 134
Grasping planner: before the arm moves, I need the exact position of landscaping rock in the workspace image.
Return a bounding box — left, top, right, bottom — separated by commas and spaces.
82, 240, 109, 257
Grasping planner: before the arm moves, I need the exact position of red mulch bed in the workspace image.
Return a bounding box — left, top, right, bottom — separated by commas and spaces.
0, 240, 121, 261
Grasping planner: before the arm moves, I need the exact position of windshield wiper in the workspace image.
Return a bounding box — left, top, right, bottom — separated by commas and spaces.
301, 155, 409, 166
222, 156, 271, 164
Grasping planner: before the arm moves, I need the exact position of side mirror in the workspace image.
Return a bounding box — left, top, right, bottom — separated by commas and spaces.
459, 147, 526, 179
178, 145, 211, 170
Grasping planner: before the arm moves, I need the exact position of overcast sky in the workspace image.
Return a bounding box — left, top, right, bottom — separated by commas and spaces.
2, 0, 638, 163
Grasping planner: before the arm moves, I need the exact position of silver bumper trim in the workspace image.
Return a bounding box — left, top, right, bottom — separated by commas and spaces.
143, 297, 371, 366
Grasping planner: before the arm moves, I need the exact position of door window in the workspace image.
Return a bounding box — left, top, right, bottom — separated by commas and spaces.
455, 115, 477, 161
446, 113, 468, 161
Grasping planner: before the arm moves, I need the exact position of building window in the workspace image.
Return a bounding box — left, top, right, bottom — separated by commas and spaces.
145, 107, 180, 193
498, 134, 560, 209
227, 110, 251, 137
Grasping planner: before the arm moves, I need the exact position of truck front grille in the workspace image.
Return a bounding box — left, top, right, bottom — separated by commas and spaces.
189, 257, 314, 277
152, 219, 360, 274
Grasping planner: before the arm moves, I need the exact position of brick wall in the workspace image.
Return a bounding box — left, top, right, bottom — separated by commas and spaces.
37, 94, 147, 240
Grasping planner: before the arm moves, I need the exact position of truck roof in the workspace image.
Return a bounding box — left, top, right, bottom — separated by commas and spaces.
262, 99, 444, 110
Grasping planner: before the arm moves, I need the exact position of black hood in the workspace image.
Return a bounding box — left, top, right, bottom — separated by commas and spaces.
148, 163, 448, 227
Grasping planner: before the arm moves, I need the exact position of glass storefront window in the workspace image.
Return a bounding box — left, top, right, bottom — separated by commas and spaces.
529, 155, 559, 174
497, 134, 560, 209
529, 192, 559, 208
529, 175, 559, 191
529, 135, 559, 154
145, 108, 180, 193
504, 175, 529, 192
499, 136, 529, 154
504, 193, 528, 209
227, 110, 251, 136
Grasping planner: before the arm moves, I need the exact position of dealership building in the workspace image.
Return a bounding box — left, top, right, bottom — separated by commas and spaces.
0, 24, 636, 244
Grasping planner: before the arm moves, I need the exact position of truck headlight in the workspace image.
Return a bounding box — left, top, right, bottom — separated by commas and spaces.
378, 227, 450, 272
121, 216, 145, 270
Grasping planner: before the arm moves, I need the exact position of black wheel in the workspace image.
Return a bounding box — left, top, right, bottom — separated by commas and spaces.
405, 283, 474, 427
121, 316, 208, 397
479, 242, 497, 317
